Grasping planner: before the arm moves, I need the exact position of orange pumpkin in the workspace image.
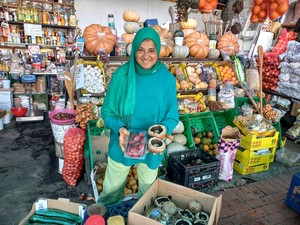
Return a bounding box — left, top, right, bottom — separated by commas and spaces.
123, 10, 140, 22
185, 31, 209, 59
83, 24, 116, 56
152, 25, 174, 57
121, 33, 135, 45
217, 33, 240, 56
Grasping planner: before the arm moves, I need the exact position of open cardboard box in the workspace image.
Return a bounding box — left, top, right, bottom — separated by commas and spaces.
128, 179, 222, 225
19, 198, 86, 225
233, 115, 276, 137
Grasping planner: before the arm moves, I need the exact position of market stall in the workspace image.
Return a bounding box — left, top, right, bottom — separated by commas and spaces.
1, 0, 300, 224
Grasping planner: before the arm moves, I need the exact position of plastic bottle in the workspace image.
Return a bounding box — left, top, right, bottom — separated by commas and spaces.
69, 9, 77, 26
108, 14, 117, 56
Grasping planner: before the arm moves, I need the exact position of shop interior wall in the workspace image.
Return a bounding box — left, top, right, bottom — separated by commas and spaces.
75, 0, 205, 35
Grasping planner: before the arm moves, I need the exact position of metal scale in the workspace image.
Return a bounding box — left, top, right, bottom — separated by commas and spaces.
16, 74, 44, 122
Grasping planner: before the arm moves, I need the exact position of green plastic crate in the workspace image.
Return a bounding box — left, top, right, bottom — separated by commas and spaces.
212, 109, 237, 134
180, 112, 220, 149
85, 120, 105, 170
234, 97, 264, 115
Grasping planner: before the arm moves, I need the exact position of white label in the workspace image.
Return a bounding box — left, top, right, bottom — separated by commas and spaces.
79, 205, 86, 219
24, 23, 43, 37
91, 169, 99, 202
70, 64, 84, 90
28, 45, 40, 55
35, 199, 48, 211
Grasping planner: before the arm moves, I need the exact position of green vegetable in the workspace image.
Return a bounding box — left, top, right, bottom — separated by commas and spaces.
201, 138, 212, 145
35, 209, 82, 224
29, 214, 79, 225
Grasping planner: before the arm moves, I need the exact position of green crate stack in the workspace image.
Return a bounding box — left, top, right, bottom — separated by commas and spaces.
212, 109, 237, 134
234, 97, 283, 149
179, 112, 220, 149
85, 120, 105, 170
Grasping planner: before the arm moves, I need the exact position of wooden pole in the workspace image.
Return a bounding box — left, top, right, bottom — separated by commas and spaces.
257, 45, 264, 115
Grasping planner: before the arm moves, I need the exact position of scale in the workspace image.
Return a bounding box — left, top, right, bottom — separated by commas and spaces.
16, 74, 44, 122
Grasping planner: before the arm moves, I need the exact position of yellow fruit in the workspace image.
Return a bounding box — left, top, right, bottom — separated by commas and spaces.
203, 145, 210, 151
194, 137, 201, 145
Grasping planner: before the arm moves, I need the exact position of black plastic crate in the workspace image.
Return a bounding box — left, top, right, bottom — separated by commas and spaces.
104, 199, 137, 220
167, 149, 220, 191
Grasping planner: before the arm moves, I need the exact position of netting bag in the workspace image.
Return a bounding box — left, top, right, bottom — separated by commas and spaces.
62, 128, 86, 186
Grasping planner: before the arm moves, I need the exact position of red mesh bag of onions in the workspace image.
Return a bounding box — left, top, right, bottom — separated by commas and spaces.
62, 128, 86, 186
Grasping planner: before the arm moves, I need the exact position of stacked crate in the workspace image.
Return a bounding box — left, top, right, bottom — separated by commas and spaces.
233, 116, 279, 175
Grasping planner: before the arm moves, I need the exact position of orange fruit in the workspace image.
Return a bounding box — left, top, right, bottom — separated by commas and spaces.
269, 11, 280, 20
251, 15, 259, 22
254, 0, 264, 5
203, 144, 210, 151
258, 10, 267, 19
260, 2, 267, 10
269, 2, 278, 11
277, 3, 289, 14
252, 5, 261, 15
194, 137, 201, 145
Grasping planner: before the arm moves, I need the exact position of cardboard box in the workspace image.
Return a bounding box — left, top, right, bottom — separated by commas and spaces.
128, 179, 222, 225
233, 115, 275, 137
19, 198, 86, 225
291, 102, 300, 117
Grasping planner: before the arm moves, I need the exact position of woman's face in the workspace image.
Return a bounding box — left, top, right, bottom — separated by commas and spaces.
135, 39, 158, 69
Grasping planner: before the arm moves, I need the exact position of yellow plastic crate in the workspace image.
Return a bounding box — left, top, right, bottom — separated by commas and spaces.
234, 160, 269, 175
235, 147, 276, 167
239, 131, 279, 151
233, 116, 275, 137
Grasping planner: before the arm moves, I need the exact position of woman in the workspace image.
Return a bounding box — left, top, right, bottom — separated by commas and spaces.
98, 27, 179, 206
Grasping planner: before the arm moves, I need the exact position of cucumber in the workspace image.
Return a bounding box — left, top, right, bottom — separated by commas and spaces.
35, 209, 82, 224
29, 214, 78, 225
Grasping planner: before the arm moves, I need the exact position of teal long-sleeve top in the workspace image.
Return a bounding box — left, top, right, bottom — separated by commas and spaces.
102, 67, 179, 169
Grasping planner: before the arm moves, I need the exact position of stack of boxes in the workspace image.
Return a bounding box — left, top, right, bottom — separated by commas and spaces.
233, 115, 279, 175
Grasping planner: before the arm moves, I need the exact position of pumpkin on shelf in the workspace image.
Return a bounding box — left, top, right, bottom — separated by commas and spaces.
123, 22, 140, 34
83, 24, 116, 56
198, 0, 218, 14
185, 31, 209, 59
217, 33, 240, 56
152, 25, 174, 57
121, 33, 135, 45
172, 45, 189, 58
180, 18, 198, 30
182, 28, 196, 38
123, 10, 140, 22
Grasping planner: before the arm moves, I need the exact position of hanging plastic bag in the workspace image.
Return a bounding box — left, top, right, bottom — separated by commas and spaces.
251, 0, 268, 23
62, 128, 86, 186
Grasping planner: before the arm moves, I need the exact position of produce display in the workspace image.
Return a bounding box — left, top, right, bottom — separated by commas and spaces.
26, 209, 82, 225
75, 104, 97, 129
62, 128, 85, 186
95, 166, 139, 196
52, 112, 76, 120
192, 130, 217, 156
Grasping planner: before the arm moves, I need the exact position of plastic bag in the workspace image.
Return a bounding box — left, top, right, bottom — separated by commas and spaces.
62, 128, 86, 186
217, 126, 241, 182
246, 68, 259, 91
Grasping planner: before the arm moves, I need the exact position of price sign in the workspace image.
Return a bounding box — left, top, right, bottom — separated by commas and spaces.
24, 23, 43, 37
70, 63, 84, 90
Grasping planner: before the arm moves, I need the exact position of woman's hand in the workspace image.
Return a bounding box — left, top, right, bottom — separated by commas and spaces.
119, 127, 130, 152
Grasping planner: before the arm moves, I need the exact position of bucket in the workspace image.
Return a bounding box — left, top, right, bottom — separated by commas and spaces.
2, 80, 11, 88
50, 122, 74, 144
0, 118, 3, 131
58, 158, 64, 174
3, 112, 11, 124
55, 142, 64, 158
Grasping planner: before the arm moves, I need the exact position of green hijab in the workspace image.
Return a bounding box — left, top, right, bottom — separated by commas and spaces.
102, 27, 166, 127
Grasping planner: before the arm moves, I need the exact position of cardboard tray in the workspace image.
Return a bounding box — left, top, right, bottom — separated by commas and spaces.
128, 179, 222, 225
19, 198, 86, 225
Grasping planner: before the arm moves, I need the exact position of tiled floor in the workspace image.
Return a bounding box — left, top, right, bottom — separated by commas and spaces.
211, 172, 300, 225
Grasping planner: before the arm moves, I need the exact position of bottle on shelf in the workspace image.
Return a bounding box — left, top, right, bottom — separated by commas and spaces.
69, 9, 77, 26
108, 14, 117, 56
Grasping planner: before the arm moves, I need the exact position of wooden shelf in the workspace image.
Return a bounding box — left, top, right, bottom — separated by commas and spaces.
7, 21, 76, 29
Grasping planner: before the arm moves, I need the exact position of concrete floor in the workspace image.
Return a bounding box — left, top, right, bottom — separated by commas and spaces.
0, 118, 299, 224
